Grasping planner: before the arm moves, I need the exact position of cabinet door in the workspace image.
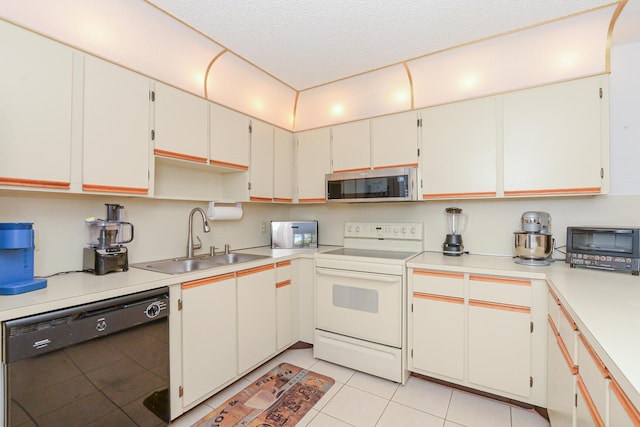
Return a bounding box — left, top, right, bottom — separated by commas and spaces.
409, 270, 464, 379
468, 275, 532, 397
0, 21, 73, 189
276, 261, 293, 350
296, 128, 331, 203
468, 302, 531, 397
273, 128, 294, 202
421, 97, 497, 199
181, 274, 237, 407
578, 334, 608, 424
577, 374, 604, 427
153, 82, 208, 163
210, 103, 249, 170
547, 317, 577, 427
331, 120, 371, 172
249, 119, 274, 201
371, 110, 419, 169
295, 258, 315, 344
237, 265, 276, 373
503, 76, 605, 196
609, 379, 640, 427
83, 56, 150, 194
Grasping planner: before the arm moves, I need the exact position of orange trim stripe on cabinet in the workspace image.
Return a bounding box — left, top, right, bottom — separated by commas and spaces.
276, 261, 291, 268
276, 280, 291, 288
209, 159, 249, 170
273, 197, 293, 203
610, 379, 640, 426
182, 272, 236, 289
548, 316, 560, 337
154, 149, 207, 163
579, 333, 610, 379
0, 177, 70, 189
413, 292, 464, 304
423, 191, 497, 199
373, 163, 419, 170
469, 275, 531, 286
554, 331, 578, 375
548, 286, 561, 305
413, 270, 464, 280
82, 184, 148, 194
577, 375, 605, 427
332, 167, 371, 173
505, 187, 600, 196
559, 304, 579, 331
298, 198, 325, 203
469, 299, 530, 314
237, 264, 275, 277
250, 196, 272, 202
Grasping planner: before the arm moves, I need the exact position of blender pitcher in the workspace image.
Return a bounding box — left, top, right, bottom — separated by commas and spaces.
443, 207, 465, 256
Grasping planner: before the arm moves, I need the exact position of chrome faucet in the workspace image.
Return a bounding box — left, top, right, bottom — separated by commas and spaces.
187, 207, 210, 258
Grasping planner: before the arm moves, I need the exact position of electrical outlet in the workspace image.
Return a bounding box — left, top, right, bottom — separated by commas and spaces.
260, 222, 267, 234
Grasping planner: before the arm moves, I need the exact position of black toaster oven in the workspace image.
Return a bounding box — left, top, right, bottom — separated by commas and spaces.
566, 227, 640, 275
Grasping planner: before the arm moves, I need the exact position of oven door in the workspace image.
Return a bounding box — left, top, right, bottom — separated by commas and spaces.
315, 267, 402, 347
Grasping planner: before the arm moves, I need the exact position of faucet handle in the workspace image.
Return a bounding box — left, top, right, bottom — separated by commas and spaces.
209, 245, 217, 256
224, 243, 231, 255
193, 236, 202, 250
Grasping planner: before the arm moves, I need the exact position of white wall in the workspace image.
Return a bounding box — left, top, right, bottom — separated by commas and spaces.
2, 43, 639, 275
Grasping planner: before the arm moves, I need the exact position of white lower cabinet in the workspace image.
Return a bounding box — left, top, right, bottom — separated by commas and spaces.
547, 315, 576, 427
181, 273, 237, 408
408, 269, 545, 406
237, 265, 277, 373
276, 261, 294, 350
410, 270, 464, 380
294, 258, 315, 344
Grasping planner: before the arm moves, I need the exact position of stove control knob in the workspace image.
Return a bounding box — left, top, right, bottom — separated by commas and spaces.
347, 226, 353, 233
394, 227, 398, 233
355, 226, 360, 233
410, 227, 416, 234
402, 227, 407, 234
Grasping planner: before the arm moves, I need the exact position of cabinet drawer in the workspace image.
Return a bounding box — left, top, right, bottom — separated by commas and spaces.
578, 333, 609, 422
469, 275, 531, 307
276, 260, 292, 283
548, 287, 561, 327
558, 303, 578, 365
412, 269, 464, 298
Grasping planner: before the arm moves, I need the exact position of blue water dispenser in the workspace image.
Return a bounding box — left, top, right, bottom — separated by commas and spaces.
0, 223, 47, 295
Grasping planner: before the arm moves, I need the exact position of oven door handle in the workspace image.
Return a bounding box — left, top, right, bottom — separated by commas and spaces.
316, 267, 399, 282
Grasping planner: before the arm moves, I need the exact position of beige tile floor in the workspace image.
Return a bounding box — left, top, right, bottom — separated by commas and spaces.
170, 348, 550, 427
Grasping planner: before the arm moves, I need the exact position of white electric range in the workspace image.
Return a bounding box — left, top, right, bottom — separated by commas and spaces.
313, 222, 423, 384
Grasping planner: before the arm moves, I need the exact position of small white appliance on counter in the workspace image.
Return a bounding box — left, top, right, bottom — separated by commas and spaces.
313, 222, 423, 384
270, 221, 318, 249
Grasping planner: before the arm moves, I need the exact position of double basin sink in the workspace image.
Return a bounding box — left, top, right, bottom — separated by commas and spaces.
132, 252, 269, 275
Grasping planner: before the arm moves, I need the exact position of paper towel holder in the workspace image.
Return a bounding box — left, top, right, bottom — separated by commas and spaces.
207, 201, 243, 220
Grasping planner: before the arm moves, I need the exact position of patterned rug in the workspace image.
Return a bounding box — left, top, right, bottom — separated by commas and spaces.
193, 363, 334, 427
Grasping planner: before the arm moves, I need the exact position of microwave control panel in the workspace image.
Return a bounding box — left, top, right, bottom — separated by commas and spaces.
566, 252, 640, 275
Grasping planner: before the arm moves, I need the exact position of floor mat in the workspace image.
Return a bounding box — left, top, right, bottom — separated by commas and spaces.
192, 362, 334, 427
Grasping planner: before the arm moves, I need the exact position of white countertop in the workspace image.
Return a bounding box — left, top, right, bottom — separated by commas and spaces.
408, 251, 640, 403
0, 245, 338, 322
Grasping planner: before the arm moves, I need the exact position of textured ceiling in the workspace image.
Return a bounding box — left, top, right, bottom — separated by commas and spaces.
147, 0, 639, 90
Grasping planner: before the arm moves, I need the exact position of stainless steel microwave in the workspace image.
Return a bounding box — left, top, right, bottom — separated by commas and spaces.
325, 167, 419, 203
566, 227, 640, 275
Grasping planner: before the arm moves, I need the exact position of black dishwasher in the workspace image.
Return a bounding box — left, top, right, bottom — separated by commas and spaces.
3, 287, 170, 426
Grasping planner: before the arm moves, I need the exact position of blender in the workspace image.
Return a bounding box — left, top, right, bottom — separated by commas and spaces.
443, 207, 465, 256
83, 204, 134, 275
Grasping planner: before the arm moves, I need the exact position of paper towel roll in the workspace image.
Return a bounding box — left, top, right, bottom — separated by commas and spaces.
207, 201, 243, 220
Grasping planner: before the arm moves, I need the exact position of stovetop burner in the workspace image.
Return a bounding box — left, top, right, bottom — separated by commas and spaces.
323, 247, 418, 260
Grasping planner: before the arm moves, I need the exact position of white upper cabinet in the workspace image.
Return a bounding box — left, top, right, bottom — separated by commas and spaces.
249, 119, 275, 201
210, 103, 250, 170
0, 21, 73, 190
153, 82, 209, 163
83, 56, 151, 194
273, 128, 294, 202
371, 110, 419, 169
296, 128, 331, 203
503, 76, 606, 196
421, 97, 498, 199
330, 120, 371, 172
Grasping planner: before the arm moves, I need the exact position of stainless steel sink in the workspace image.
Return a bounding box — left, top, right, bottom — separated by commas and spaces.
132, 253, 269, 275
